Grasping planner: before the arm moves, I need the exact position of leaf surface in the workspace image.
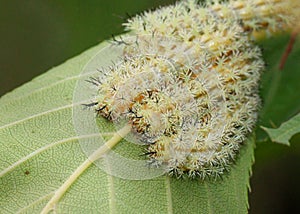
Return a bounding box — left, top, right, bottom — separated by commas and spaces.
261, 113, 300, 145
0, 39, 255, 213
257, 35, 300, 141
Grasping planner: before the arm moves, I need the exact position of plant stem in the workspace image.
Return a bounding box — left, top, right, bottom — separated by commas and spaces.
41, 124, 131, 214
279, 28, 300, 70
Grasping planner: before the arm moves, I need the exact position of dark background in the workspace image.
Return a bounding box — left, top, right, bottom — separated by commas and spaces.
0, 0, 175, 96
0, 1, 299, 213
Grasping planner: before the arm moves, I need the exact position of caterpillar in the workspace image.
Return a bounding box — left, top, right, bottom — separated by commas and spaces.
39, 1, 299, 212
90, 0, 299, 178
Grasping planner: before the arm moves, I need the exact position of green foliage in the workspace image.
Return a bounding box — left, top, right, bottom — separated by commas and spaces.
0, 39, 255, 213
0, 33, 299, 214
256, 35, 300, 142
262, 113, 300, 146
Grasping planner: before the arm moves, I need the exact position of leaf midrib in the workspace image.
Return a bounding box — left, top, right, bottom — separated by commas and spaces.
165, 176, 173, 214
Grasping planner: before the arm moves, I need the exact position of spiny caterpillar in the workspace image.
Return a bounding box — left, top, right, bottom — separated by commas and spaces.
90, 0, 299, 178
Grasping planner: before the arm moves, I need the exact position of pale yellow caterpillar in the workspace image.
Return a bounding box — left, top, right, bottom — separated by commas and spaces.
90, 0, 299, 178
126, 0, 300, 41
38, 1, 300, 213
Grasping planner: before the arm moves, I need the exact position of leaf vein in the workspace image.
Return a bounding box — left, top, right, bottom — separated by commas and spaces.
0, 133, 115, 177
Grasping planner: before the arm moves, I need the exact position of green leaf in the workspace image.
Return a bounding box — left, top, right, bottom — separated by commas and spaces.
261, 113, 300, 146
0, 39, 255, 213
256, 35, 300, 141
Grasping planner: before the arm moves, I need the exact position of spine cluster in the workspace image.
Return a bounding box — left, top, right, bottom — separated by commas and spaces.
91, 0, 298, 178
125, 0, 299, 40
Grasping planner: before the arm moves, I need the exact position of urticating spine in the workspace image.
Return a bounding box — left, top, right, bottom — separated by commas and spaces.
91, 0, 297, 178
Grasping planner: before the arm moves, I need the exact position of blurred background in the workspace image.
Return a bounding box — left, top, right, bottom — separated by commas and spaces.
0, 0, 175, 96
0, 1, 299, 213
